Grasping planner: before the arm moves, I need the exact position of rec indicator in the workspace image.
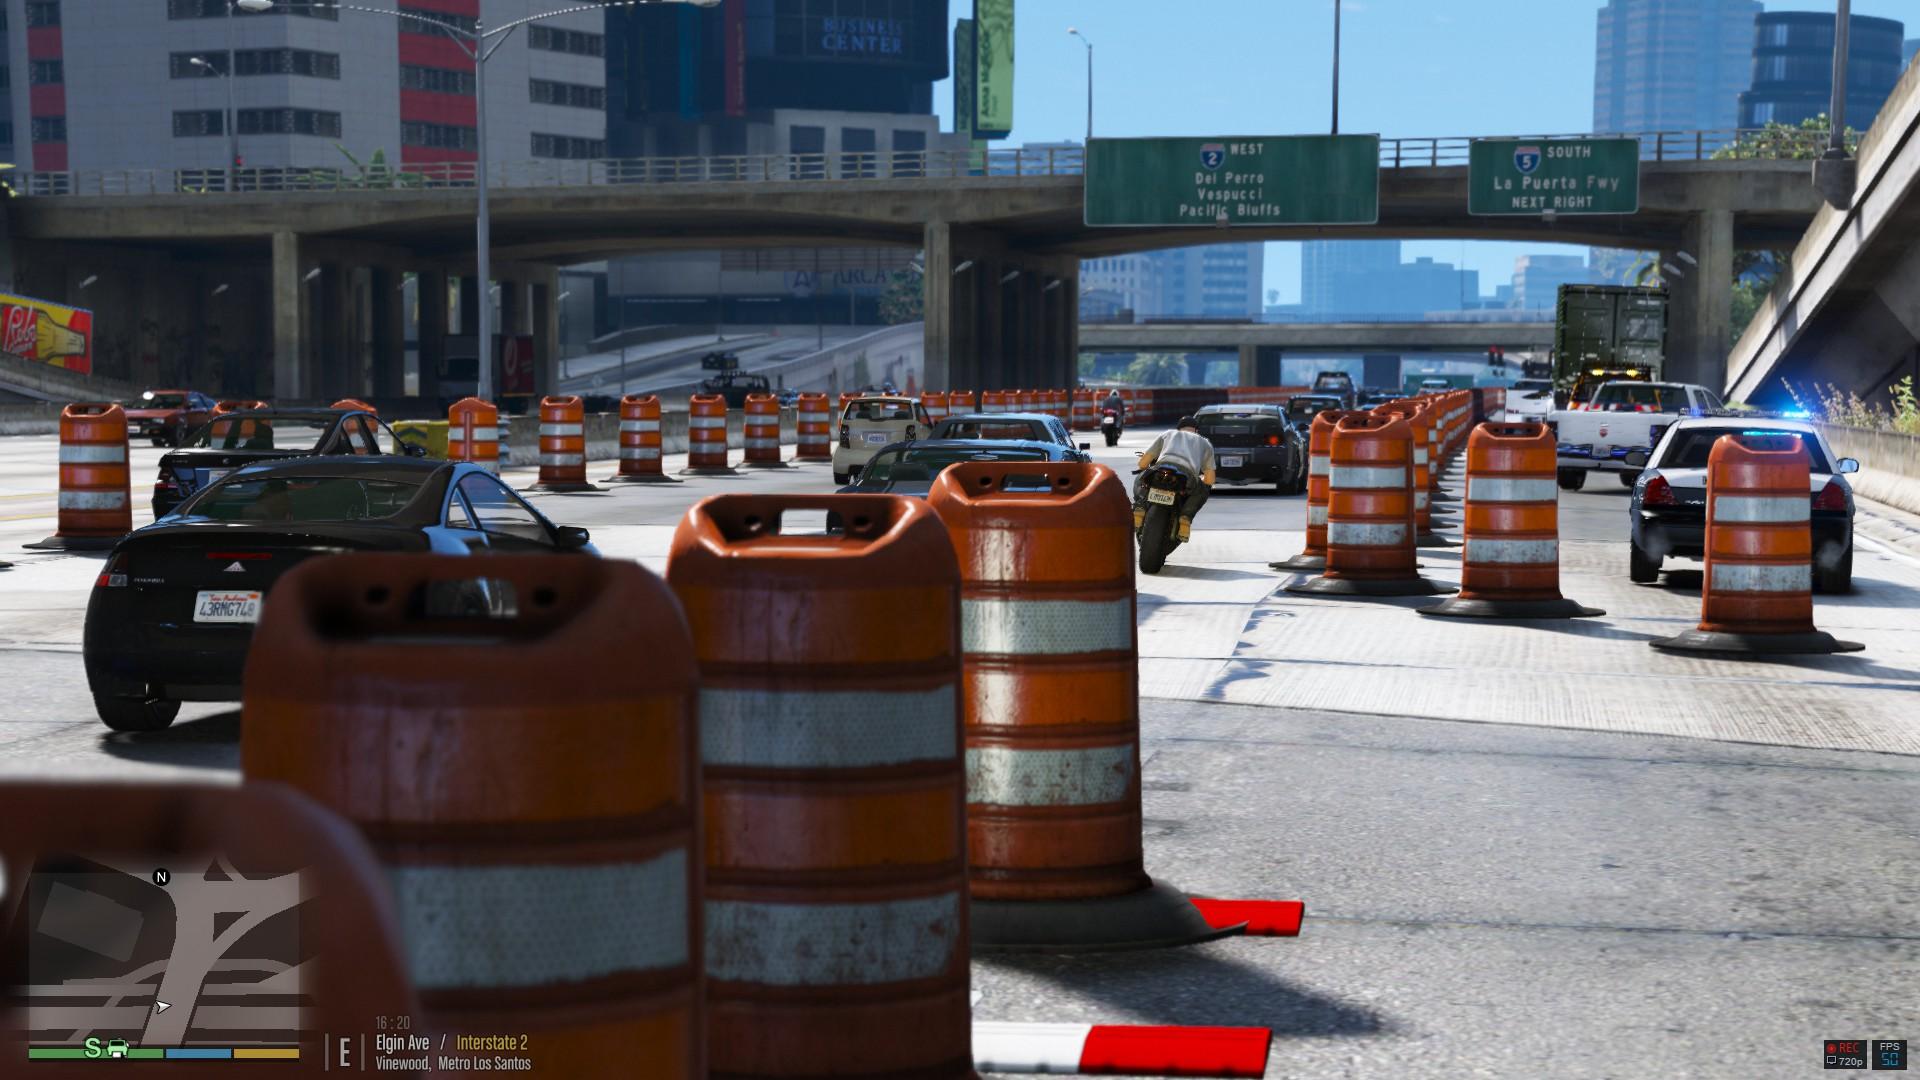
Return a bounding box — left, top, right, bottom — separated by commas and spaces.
1468, 137, 1640, 216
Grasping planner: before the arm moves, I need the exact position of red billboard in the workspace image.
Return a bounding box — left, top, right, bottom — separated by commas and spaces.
1, 293, 94, 375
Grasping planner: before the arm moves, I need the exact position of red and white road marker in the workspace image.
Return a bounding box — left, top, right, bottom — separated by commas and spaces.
973, 1022, 1271, 1077
1189, 898, 1306, 937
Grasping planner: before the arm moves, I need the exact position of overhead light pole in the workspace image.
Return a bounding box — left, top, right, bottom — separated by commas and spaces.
317, 0, 719, 400
1330, 0, 1342, 135
1067, 28, 1093, 142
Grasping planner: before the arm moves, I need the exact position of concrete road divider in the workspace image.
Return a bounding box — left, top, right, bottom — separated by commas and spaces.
241, 554, 704, 1079
1421, 422, 1603, 620
330, 397, 378, 415
1651, 433, 1865, 656
1287, 413, 1453, 598
1373, 400, 1453, 548
972, 1022, 1271, 1077
447, 397, 500, 473
0, 781, 421, 1059
667, 494, 973, 1079
795, 392, 833, 461
928, 462, 1233, 951
390, 418, 448, 459
610, 393, 680, 484
531, 394, 599, 492
683, 394, 737, 475
27, 402, 130, 551
1272, 410, 1359, 572
741, 393, 787, 468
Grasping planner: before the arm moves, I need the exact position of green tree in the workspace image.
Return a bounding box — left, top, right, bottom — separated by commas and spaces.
877, 269, 923, 324
1711, 116, 1858, 161
1123, 353, 1188, 386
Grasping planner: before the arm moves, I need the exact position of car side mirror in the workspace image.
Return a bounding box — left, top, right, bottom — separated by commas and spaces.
1079, 442, 1091, 451
402, 442, 428, 458
1622, 450, 1650, 468
554, 525, 591, 550
1838, 458, 1860, 474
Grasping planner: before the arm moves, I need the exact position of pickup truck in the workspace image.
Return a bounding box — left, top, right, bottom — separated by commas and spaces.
1549, 381, 1726, 491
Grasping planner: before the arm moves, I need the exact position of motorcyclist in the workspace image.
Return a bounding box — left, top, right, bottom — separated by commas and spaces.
1103, 388, 1126, 425
1134, 415, 1216, 541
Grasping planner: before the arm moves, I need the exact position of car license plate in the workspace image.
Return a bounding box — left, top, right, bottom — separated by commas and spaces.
1147, 488, 1177, 506
1220, 455, 1244, 468
863, 431, 889, 445
194, 590, 262, 624
205, 468, 232, 485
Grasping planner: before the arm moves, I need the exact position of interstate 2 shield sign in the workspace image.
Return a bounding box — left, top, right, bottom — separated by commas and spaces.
1199, 143, 1226, 170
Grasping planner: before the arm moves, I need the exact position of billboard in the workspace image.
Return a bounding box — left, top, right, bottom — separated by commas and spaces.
973, 0, 1013, 138
1, 293, 94, 375
953, 18, 975, 141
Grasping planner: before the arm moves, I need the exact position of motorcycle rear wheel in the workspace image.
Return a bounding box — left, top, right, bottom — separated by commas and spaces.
1138, 504, 1173, 574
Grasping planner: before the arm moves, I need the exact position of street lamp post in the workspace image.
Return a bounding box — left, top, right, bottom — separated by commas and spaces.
318, 0, 718, 401
1067, 28, 1093, 142
1330, 0, 1342, 135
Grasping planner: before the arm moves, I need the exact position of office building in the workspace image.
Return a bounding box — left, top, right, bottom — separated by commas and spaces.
1510, 254, 1592, 311
2, 0, 604, 175
1739, 12, 1906, 130
1155, 244, 1264, 320
1301, 241, 1401, 316
1593, 0, 1760, 135
1300, 241, 1478, 320
1080, 253, 1162, 321
0, 4, 12, 165
1906, 39, 1918, 67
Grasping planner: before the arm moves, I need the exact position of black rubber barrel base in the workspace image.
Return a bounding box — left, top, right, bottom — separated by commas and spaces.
23, 535, 119, 551
605, 472, 683, 484
1415, 532, 1459, 548
1285, 574, 1456, 598
1649, 628, 1866, 656
1420, 596, 1605, 620
1270, 553, 1327, 572
741, 460, 792, 469
971, 879, 1243, 953
528, 482, 602, 494
678, 466, 740, 476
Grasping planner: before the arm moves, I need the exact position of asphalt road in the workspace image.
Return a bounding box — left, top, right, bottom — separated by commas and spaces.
1, 424, 1916, 1078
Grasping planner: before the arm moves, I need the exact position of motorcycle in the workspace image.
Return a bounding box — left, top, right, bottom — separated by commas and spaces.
1133, 464, 1193, 574
1101, 407, 1123, 447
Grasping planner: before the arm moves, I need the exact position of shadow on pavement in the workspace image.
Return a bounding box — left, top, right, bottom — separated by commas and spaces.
978, 939, 1391, 1037
99, 709, 241, 769
1149, 564, 1276, 583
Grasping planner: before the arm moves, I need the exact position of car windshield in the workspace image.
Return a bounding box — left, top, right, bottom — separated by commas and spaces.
935, 420, 1045, 441
1659, 428, 1829, 473
1287, 398, 1341, 421
1511, 380, 1554, 394
1594, 384, 1689, 412
188, 416, 332, 451
846, 400, 914, 422
859, 445, 1049, 485
142, 393, 188, 409
182, 475, 424, 521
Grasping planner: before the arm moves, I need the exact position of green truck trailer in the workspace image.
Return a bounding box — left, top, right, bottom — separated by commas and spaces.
1552, 285, 1668, 403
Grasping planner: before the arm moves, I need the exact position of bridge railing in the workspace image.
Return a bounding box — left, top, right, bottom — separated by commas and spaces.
6, 129, 1828, 198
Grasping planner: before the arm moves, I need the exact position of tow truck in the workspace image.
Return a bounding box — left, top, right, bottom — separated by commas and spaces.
1550, 380, 1725, 490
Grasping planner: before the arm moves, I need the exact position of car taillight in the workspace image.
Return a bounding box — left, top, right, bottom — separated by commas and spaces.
838, 424, 850, 449
1642, 475, 1675, 507
1813, 480, 1847, 512
95, 553, 128, 589
1266, 435, 1280, 446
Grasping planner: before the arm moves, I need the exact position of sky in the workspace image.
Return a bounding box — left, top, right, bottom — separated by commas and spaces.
926, 0, 1915, 304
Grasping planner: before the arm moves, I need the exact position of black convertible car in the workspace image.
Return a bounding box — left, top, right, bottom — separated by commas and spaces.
151, 409, 419, 517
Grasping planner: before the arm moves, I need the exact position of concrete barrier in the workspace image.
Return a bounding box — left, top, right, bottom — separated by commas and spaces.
501, 407, 800, 467
1819, 424, 1920, 517
0, 402, 64, 436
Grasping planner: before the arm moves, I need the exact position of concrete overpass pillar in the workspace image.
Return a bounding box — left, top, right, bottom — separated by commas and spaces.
271, 232, 306, 400
1237, 344, 1258, 386
1019, 269, 1044, 385
1185, 355, 1210, 386
1059, 264, 1080, 389
417, 270, 446, 401
370, 267, 405, 400
533, 268, 560, 399
1666, 208, 1735, 389
923, 220, 953, 391
951, 260, 978, 391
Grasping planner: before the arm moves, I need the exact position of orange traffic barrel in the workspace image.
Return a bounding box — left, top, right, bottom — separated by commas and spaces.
924, 390, 951, 425
928, 463, 1232, 951
950, 390, 976, 413
741, 392, 787, 468
1651, 433, 1864, 655
531, 394, 597, 492
0, 781, 421, 1063
794, 392, 833, 461
1287, 413, 1452, 598
666, 495, 972, 1079
331, 397, 377, 415
981, 389, 1012, 414
242, 554, 704, 1078
1373, 401, 1453, 548
1272, 409, 1357, 572
838, 391, 861, 412
29, 402, 130, 551
683, 393, 736, 475
447, 396, 500, 473
1419, 423, 1602, 620
1071, 389, 1097, 430
1047, 388, 1067, 420
610, 393, 681, 484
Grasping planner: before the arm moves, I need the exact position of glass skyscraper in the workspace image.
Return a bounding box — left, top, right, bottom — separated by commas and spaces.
1593, 0, 1761, 135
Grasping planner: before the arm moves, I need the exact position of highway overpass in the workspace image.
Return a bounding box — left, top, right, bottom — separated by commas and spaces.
1080, 321, 1554, 386
0, 131, 1820, 401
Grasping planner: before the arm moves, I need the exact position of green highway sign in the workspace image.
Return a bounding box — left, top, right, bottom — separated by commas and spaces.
1469, 137, 1640, 215
1084, 136, 1381, 227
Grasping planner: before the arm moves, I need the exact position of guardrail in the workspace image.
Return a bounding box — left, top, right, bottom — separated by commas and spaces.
6, 128, 1835, 198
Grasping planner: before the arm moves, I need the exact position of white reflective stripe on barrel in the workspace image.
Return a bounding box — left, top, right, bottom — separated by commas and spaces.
1307, 505, 1329, 526
391, 849, 688, 989
699, 685, 956, 768
59, 444, 127, 464
619, 419, 660, 433
966, 744, 1133, 807
705, 893, 960, 986
539, 423, 584, 437
1414, 491, 1429, 511
1465, 538, 1559, 564
744, 438, 780, 449
540, 453, 585, 466
1711, 562, 1811, 592
1328, 521, 1408, 546
689, 415, 727, 429
961, 597, 1132, 655
1413, 448, 1428, 466
1329, 465, 1406, 489
620, 447, 662, 460
58, 491, 128, 510
1468, 476, 1558, 503
461, 426, 499, 442
1308, 456, 1331, 477
1713, 496, 1811, 523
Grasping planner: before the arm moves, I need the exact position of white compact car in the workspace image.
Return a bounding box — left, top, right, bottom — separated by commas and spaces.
1503, 378, 1557, 422
832, 395, 932, 484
